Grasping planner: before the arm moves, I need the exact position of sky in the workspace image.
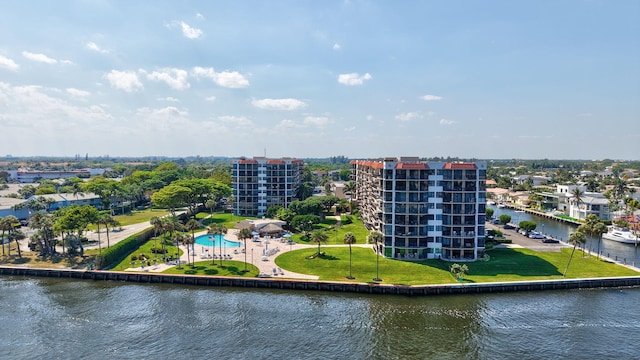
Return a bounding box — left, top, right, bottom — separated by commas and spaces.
0, 1, 639, 160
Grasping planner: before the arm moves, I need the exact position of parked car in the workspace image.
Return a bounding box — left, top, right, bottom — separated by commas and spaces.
528, 232, 545, 239
503, 224, 515, 230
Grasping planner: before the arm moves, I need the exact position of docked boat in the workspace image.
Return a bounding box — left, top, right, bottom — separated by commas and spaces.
497, 203, 506, 208
602, 226, 639, 244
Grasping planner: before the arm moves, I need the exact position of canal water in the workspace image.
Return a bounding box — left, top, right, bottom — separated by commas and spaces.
490, 205, 639, 266
0, 276, 638, 359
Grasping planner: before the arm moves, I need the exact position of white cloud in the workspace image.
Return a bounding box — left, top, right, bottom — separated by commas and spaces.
157, 97, 180, 102
218, 115, 253, 127
421, 94, 443, 101
180, 21, 203, 39
395, 112, 421, 122
86, 42, 109, 54
104, 70, 143, 92
440, 118, 457, 125
251, 98, 306, 111
344, 126, 356, 131
303, 116, 330, 128
204, 96, 216, 101
338, 72, 372, 86
275, 116, 331, 129
0, 55, 19, 71
22, 51, 57, 64
66, 88, 90, 97
366, 114, 373, 121
333, 43, 341, 50
192, 66, 249, 88
196, 13, 204, 20
143, 68, 190, 90
577, 112, 593, 117
136, 106, 190, 131
61, 60, 74, 65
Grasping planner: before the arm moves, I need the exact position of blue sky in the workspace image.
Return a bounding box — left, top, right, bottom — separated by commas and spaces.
0, 0, 638, 160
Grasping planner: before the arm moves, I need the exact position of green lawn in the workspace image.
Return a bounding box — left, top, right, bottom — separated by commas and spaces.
294, 216, 371, 245
110, 237, 182, 271
195, 212, 259, 228
162, 260, 259, 277
275, 246, 639, 285
87, 208, 170, 230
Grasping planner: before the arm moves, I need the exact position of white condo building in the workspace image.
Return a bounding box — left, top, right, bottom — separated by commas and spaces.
232, 157, 303, 217
352, 157, 487, 261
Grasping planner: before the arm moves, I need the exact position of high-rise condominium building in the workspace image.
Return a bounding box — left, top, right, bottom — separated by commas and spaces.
232, 157, 304, 217
352, 157, 487, 261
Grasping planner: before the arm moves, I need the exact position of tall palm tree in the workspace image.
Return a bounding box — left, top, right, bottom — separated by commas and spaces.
0, 216, 11, 256
207, 224, 227, 267
309, 230, 328, 257
103, 216, 119, 249
367, 231, 384, 282
173, 232, 187, 268
150, 216, 164, 256
3, 216, 19, 257
205, 199, 217, 225
184, 219, 199, 266
593, 222, 607, 260
563, 230, 586, 277
583, 214, 600, 257
237, 228, 252, 272
161, 216, 181, 256
571, 188, 584, 220
9, 229, 25, 258
343, 232, 356, 279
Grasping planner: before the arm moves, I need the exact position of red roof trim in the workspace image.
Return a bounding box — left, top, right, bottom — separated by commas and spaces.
443, 163, 477, 169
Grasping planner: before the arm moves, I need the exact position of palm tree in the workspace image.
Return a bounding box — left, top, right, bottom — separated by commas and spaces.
184, 219, 199, 266
237, 228, 252, 272
103, 216, 119, 250
343, 232, 356, 279
563, 230, 586, 277
161, 216, 181, 256
309, 230, 328, 257
0, 216, 11, 256
174, 233, 187, 269
367, 231, 384, 282
150, 216, 164, 256
3, 216, 19, 257
205, 199, 217, 225
593, 222, 607, 260
583, 214, 600, 257
571, 188, 584, 219
208, 224, 227, 267
9, 229, 25, 258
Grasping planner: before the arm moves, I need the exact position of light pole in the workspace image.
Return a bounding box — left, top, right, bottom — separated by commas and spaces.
373, 243, 382, 282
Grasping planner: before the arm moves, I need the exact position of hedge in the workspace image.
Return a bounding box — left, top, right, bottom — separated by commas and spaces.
95, 227, 154, 270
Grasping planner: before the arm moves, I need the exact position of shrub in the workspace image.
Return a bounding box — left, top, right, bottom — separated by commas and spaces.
95, 227, 154, 270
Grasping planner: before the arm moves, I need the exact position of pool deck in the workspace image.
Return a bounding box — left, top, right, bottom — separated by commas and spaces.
125, 229, 322, 280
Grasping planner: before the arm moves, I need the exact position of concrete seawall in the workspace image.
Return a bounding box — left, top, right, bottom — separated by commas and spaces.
1, 266, 639, 296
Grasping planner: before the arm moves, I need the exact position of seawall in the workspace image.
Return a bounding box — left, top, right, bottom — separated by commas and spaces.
1, 266, 639, 296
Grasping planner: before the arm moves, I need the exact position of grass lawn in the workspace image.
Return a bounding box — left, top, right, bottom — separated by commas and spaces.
195, 212, 259, 228
275, 246, 639, 285
87, 208, 170, 230
162, 260, 259, 277
294, 216, 371, 245
110, 237, 182, 271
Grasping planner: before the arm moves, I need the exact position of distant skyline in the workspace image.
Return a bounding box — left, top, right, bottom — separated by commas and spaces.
0, 1, 638, 160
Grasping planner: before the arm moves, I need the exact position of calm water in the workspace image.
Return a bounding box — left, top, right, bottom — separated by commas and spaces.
491, 206, 639, 266
0, 277, 638, 360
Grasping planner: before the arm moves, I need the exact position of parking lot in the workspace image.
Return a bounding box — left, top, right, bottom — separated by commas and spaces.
486, 222, 566, 252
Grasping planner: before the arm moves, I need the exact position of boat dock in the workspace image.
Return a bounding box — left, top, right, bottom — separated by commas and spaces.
497, 203, 582, 226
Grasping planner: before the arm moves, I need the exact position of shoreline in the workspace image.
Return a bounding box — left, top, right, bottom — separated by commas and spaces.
1, 265, 639, 296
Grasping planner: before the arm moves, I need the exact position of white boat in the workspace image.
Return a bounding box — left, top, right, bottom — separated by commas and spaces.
602, 226, 639, 244
497, 203, 506, 208
487, 201, 496, 205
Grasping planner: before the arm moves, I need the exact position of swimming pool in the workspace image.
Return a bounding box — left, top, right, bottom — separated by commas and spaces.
194, 234, 242, 248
